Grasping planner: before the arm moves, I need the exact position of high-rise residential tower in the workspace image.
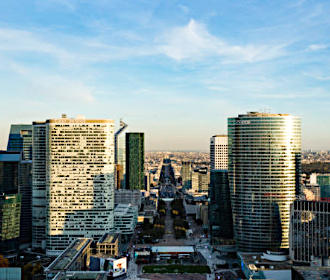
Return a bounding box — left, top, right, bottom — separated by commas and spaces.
7, 124, 33, 161
228, 112, 301, 252
210, 135, 228, 170
32, 115, 115, 255
125, 133, 144, 190
114, 120, 128, 189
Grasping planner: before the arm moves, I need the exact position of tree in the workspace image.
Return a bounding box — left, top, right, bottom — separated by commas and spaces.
0, 255, 9, 267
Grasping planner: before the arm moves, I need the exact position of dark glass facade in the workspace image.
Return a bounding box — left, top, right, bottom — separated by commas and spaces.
7, 124, 33, 161
209, 170, 233, 243
0, 151, 20, 194
126, 133, 144, 190
18, 161, 32, 244
0, 194, 21, 259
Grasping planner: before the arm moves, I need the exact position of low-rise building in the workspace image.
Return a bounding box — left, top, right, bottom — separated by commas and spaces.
151, 246, 195, 260
96, 233, 120, 257
292, 266, 330, 280
239, 251, 292, 280
45, 238, 93, 279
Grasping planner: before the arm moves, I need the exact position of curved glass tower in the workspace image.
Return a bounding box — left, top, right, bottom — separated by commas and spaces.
228, 112, 301, 252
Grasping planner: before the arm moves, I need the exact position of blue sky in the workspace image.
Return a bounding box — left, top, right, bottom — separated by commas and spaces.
0, 0, 329, 151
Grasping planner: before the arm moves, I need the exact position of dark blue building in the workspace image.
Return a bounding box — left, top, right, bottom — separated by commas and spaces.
7, 124, 32, 161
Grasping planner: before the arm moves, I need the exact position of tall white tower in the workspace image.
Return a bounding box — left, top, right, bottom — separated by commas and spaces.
32, 115, 115, 256
210, 135, 228, 170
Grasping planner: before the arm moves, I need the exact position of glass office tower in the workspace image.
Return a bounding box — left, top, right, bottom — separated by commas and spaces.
126, 133, 144, 190
228, 112, 301, 252
114, 120, 128, 189
7, 124, 33, 161
209, 170, 233, 243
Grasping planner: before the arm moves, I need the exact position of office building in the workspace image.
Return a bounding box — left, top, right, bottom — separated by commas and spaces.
0, 151, 32, 245
289, 200, 329, 265
209, 170, 233, 243
18, 160, 32, 244
0, 151, 20, 194
114, 120, 128, 189
32, 122, 47, 249
32, 115, 115, 255
126, 133, 144, 190
210, 135, 228, 170
228, 112, 301, 252
181, 161, 192, 189
7, 124, 33, 161
115, 189, 141, 208
191, 167, 209, 193
317, 174, 330, 200
0, 194, 21, 260
114, 204, 138, 235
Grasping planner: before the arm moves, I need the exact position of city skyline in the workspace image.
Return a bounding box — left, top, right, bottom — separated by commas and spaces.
0, 0, 330, 151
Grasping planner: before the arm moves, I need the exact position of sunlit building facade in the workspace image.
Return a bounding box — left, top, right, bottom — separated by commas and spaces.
32, 115, 115, 255
210, 135, 228, 170
228, 112, 301, 252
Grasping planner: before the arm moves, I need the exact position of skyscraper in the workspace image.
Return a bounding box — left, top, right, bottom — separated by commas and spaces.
0, 151, 20, 194
290, 200, 329, 265
32, 122, 47, 250
209, 170, 233, 243
181, 161, 192, 189
32, 115, 115, 255
7, 124, 33, 161
0, 152, 21, 259
228, 112, 301, 252
125, 133, 144, 190
114, 120, 128, 189
209, 135, 233, 244
0, 194, 21, 260
18, 160, 32, 244
210, 135, 228, 170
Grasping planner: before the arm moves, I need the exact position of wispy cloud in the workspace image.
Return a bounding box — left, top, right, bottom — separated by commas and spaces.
306, 44, 328, 51
0, 19, 288, 68
157, 19, 287, 63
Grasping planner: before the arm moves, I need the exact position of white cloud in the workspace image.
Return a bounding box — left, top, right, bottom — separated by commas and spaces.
307, 44, 328, 51
157, 19, 286, 63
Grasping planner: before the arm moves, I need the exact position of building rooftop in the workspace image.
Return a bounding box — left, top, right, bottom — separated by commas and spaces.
114, 204, 138, 216
98, 233, 119, 244
46, 238, 93, 272
239, 251, 292, 271
0, 151, 20, 162
151, 246, 195, 253
292, 266, 330, 280
9, 124, 32, 134
238, 112, 290, 117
